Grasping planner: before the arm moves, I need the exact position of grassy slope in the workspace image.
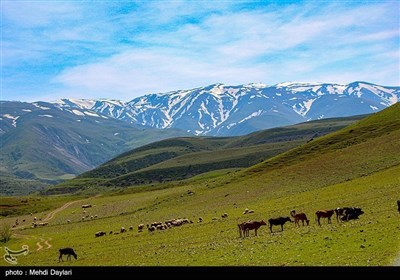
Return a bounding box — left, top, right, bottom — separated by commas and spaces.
1, 105, 399, 266
59, 115, 365, 191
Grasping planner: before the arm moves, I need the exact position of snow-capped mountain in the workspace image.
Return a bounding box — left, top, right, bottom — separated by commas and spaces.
1, 81, 398, 137
50, 81, 396, 136
128, 81, 399, 136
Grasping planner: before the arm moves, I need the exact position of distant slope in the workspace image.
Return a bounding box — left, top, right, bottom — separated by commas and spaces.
52, 114, 367, 192
0, 101, 188, 195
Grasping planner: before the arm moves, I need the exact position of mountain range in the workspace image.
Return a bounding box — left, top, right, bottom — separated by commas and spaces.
1, 81, 398, 194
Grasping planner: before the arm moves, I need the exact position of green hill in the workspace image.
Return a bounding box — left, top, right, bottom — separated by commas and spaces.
54, 114, 365, 192
2, 104, 399, 266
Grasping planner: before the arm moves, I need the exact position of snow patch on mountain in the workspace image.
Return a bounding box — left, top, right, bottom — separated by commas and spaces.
72, 110, 85, 116
32, 103, 50, 110
84, 111, 99, 117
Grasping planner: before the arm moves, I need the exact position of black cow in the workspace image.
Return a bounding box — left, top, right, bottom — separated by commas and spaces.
336, 207, 364, 221
268, 217, 292, 232
58, 248, 77, 262
397, 200, 400, 213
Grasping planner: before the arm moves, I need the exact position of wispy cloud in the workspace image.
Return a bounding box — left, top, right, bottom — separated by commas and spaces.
2, 1, 399, 102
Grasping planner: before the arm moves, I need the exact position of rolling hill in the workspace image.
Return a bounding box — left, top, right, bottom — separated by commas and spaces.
50, 114, 366, 192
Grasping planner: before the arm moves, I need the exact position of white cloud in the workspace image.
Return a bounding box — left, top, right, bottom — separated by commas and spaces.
2, 1, 399, 101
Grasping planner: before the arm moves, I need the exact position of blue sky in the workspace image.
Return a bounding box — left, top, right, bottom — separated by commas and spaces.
1, 0, 399, 102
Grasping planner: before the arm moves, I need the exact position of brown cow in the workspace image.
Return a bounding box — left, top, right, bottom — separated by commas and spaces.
315, 209, 335, 226
290, 210, 310, 227
239, 220, 267, 237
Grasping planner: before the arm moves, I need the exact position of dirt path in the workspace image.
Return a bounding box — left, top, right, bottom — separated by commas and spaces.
42, 199, 85, 222
11, 195, 100, 253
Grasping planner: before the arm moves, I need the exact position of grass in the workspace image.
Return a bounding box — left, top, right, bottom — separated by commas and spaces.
2, 164, 399, 266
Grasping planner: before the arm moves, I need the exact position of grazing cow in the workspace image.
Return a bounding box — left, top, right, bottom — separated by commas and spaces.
290, 210, 309, 227
335, 207, 363, 222
82, 204, 92, 209
343, 207, 364, 221
120, 227, 126, 233
221, 213, 228, 218
334, 207, 345, 222
397, 200, 400, 213
58, 248, 77, 262
315, 209, 335, 226
268, 217, 292, 232
239, 220, 267, 237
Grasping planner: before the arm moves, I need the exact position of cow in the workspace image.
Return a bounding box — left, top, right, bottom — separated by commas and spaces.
239, 220, 267, 237
58, 248, 77, 262
315, 209, 335, 226
335, 207, 364, 221
397, 200, 400, 213
290, 210, 309, 227
82, 204, 92, 209
268, 217, 292, 232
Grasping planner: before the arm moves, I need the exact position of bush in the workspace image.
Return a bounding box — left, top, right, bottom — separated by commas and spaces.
0, 223, 12, 243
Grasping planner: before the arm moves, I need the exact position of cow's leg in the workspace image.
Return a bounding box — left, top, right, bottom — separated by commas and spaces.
318, 217, 321, 226
281, 224, 284, 231
59, 254, 62, 262
255, 228, 258, 236
270, 225, 273, 233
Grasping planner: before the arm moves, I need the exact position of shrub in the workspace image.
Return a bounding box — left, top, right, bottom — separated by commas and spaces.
0, 223, 12, 243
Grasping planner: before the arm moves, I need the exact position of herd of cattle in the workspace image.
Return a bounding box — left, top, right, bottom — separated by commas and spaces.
238, 206, 367, 237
